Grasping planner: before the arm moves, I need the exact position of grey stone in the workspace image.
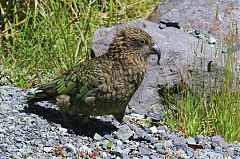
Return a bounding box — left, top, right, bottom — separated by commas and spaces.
194, 29, 201, 35
101, 152, 108, 158
155, 143, 165, 153
172, 137, 186, 145
15, 137, 24, 143
149, 144, 155, 149
122, 148, 131, 155
206, 151, 223, 159
138, 145, 150, 155
159, 23, 166, 29
148, 0, 240, 45
185, 147, 194, 157
234, 147, 240, 156
65, 152, 74, 158
214, 146, 222, 151
149, 126, 158, 134
208, 37, 217, 45
113, 145, 123, 154
0, 154, 11, 159
142, 156, 150, 159
222, 48, 228, 53
175, 149, 189, 159
157, 148, 167, 155
145, 111, 163, 121
115, 125, 134, 141
150, 156, 162, 159
0, 89, 8, 97
195, 134, 206, 143
194, 150, 209, 159
15, 143, 23, 149
59, 127, 68, 133
166, 140, 173, 148
129, 113, 145, 120
0, 127, 7, 134
226, 146, 235, 156
65, 143, 77, 154
12, 154, 22, 159
0, 103, 11, 111
186, 137, 196, 145
103, 134, 115, 141
93, 133, 102, 141
115, 140, 123, 146
211, 135, 228, 148
19, 148, 33, 157
43, 147, 53, 153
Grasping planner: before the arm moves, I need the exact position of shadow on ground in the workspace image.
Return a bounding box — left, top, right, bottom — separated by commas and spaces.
23, 104, 118, 137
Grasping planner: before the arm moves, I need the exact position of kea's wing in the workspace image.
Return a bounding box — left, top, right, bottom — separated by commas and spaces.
27, 60, 103, 104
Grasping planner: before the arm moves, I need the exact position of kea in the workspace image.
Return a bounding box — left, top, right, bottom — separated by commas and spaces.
27, 27, 161, 125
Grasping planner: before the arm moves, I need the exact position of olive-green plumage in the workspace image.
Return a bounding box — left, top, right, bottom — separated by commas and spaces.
27, 27, 161, 122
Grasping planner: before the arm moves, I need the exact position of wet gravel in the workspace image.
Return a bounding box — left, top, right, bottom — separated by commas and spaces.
0, 86, 240, 159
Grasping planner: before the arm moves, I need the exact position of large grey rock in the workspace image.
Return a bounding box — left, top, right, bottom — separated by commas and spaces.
148, 0, 240, 47
91, 19, 217, 115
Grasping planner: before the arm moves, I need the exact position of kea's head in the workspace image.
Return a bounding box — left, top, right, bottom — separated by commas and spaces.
108, 27, 161, 64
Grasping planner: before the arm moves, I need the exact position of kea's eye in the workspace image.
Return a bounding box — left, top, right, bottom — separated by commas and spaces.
139, 39, 145, 44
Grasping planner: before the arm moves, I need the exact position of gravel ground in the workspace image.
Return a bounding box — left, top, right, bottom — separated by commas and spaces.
0, 86, 240, 159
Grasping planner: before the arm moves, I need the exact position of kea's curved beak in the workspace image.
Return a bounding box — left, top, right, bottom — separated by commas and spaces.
152, 44, 161, 64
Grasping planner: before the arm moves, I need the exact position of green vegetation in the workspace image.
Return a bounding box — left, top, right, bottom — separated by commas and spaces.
1, 0, 239, 143
161, 31, 240, 142
0, 0, 161, 87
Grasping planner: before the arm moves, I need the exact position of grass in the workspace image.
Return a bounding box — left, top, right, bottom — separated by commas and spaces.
1, 0, 239, 143
157, 4, 240, 143
161, 29, 240, 142
0, 0, 161, 87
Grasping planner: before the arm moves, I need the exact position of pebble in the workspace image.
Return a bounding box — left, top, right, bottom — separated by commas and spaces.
94, 133, 102, 141
103, 134, 115, 141
159, 23, 167, 29
115, 125, 134, 141
145, 111, 163, 121
43, 147, 53, 153
186, 137, 196, 145
19, 148, 33, 156
173, 137, 186, 145
138, 145, 150, 155
194, 29, 200, 35
222, 47, 228, 53
129, 113, 145, 120
0, 86, 240, 158
149, 126, 158, 134
208, 151, 224, 158
0, 103, 11, 111
59, 127, 68, 133
211, 135, 228, 148
15, 137, 24, 143
142, 156, 150, 159
122, 147, 131, 155
115, 140, 123, 146
208, 37, 217, 45
65, 143, 77, 154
